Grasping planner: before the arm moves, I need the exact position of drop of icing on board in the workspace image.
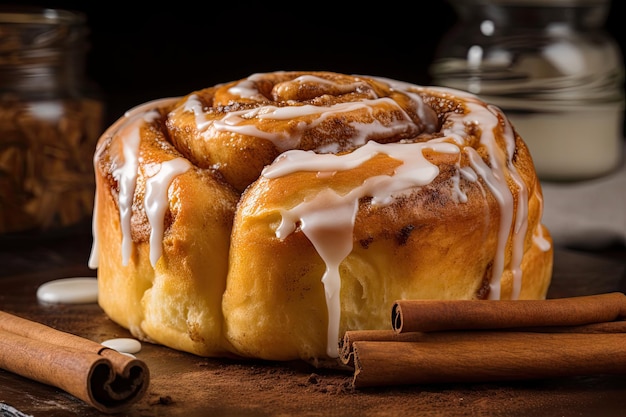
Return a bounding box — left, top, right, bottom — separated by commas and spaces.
36, 277, 98, 304
101, 337, 142, 354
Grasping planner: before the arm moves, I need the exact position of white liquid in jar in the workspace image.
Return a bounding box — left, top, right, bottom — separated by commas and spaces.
430, 0, 625, 183
506, 106, 624, 182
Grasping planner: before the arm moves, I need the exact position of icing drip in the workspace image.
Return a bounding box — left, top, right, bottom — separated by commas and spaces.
88, 192, 99, 269
498, 108, 529, 300
426, 93, 533, 300
533, 187, 552, 252
465, 148, 514, 300
89, 98, 179, 269
263, 82, 549, 355
113, 116, 143, 266
264, 140, 460, 357
115, 110, 164, 266
510, 174, 529, 300
144, 158, 192, 266
276, 188, 358, 358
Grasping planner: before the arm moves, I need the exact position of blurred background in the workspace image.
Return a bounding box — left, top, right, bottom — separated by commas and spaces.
4, 0, 625, 128
0, 0, 626, 266
0, 0, 624, 250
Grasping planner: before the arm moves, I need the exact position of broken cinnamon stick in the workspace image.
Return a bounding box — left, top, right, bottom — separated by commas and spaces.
348, 331, 626, 388
391, 292, 626, 333
0, 310, 149, 414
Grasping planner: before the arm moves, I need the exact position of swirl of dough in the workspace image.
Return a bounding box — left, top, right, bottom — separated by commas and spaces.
90, 71, 553, 364
165, 71, 438, 192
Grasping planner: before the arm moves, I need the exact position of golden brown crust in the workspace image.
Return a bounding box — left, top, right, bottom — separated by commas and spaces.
93, 102, 239, 356
91, 71, 553, 363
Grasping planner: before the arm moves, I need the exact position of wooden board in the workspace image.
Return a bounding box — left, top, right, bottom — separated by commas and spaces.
0, 232, 625, 417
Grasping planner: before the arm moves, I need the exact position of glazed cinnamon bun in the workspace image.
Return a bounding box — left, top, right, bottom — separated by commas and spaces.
89, 71, 553, 364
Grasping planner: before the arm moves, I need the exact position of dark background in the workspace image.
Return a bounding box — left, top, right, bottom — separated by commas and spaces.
3, 1, 625, 129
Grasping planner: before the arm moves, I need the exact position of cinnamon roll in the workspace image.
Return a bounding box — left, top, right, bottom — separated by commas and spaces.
89, 71, 553, 364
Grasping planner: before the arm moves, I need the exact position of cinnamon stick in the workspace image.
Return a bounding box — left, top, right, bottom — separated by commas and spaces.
391, 292, 626, 333
348, 331, 626, 388
340, 320, 626, 365
0, 310, 149, 414
339, 330, 427, 368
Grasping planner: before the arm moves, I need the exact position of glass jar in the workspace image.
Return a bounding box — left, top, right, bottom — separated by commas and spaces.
430, 0, 624, 182
0, 6, 104, 237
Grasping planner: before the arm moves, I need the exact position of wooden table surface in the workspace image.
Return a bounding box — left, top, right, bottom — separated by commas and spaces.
1, 228, 625, 417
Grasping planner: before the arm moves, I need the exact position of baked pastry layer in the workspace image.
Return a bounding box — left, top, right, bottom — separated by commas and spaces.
89, 71, 553, 363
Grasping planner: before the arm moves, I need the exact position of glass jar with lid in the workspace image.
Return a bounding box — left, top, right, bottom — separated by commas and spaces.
430, 0, 624, 182
0, 6, 104, 237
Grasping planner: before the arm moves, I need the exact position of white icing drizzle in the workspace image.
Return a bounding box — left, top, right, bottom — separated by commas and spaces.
89, 98, 180, 270
181, 96, 419, 154
113, 117, 142, 266
262, 81, 549, 355
178, 73, 440, 156
287, 74, 371, 94
264, 140, 460, 357
231, 73, 376, 99
460, 101, 516, 301
500, 111, 529, 300
534, 223, 552, 252
226, 75, 267, 100
88, 192, 99, 269
144, 157, 192, 266
423, 93, 532, 300
533, 186, 552, 252
510, 180, 529, 300
465, 148, 514, 300
278, 188, 358, 358
116, 110, 164, 266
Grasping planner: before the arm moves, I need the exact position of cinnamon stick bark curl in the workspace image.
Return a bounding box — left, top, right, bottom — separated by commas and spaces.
0, 311, 149, 414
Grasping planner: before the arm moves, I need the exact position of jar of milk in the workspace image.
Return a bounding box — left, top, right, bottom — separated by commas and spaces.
430, 0, 624, 182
